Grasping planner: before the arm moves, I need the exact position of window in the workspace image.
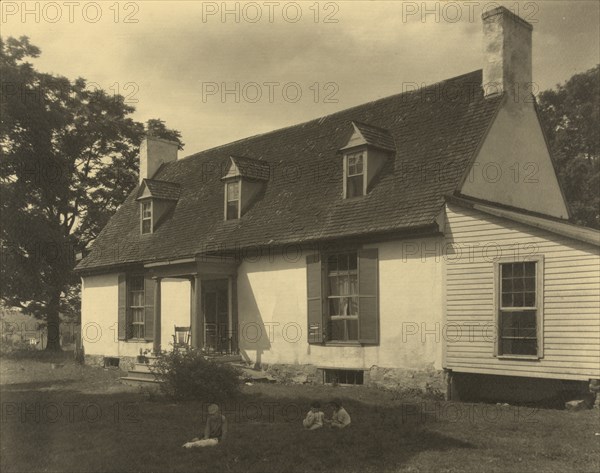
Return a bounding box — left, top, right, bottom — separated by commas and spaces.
129, 275, 145, 339
346, 152, 365, 198
324, 369, 364, 385
226, 181, 240, 220
306, 249, 378, 345
141, 201, 152, 234
498, 261, 541, 356
327, 253, 359, 341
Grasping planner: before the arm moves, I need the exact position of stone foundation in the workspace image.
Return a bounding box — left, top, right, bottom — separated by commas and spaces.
261, 363, 445, 396
84, 354, 137, 371
366, 366, 446, 397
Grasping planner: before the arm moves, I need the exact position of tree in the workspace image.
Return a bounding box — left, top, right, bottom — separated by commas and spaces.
537, 64, 600, 229
0, 36, 183, 350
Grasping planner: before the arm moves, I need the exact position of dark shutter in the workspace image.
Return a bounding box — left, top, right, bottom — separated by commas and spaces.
358, 248, 379, 344
118, 274, 128, 340
306, 254, 324, 344
144, 276, 155, 341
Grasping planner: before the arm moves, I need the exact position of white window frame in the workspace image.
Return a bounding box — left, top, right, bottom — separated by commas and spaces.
224, 179, 241, 220
140, 200, 153, 235
493, 256, 544, 360
343, 150, 367, 199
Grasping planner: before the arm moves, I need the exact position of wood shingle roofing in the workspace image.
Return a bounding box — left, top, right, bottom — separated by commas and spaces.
138, 179, 181, 201
77, 70, 503, 272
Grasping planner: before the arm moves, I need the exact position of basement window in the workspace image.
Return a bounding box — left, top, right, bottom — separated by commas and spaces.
323, 369, 364, 385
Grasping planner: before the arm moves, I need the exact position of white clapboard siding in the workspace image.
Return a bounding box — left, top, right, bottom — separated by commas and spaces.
444, 203, 600, 381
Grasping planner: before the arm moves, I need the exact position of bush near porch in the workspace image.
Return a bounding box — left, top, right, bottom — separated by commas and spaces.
1, 354, 599, 473
152, 347, 241, 401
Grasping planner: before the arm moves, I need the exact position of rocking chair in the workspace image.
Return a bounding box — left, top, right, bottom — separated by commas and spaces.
173, 325, 191, 350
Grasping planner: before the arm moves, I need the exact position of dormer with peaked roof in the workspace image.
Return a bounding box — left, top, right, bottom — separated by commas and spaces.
136, 179, 181, 234
340, 121, 396, 198
221, 156, 270, 220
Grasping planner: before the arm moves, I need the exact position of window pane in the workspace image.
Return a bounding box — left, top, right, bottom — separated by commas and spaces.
502, 264, 513, 278
329, 276, 339, 296
130, 277, 144, 291
500, 310, 537, 355
347, 175, 364, 198
328, 255, 338, 272
329, 298, 341, 316
513, 278, 524, 291
227, 201, 239, 220
524, 262, 536, 276
514, 263, 524, 277
142, 202, 152, 218
330, 319, 345, 341
502, 293, 512, 307
348, 253, 357, 270
348, 274, 358, 294
347, 319, 359, 341
142, 219, 152, 234
513, 292, 524, 307
524, 292, 536, 307
227, 181, 239, 201
524, 277, 535, 291
338, 254, 348, 271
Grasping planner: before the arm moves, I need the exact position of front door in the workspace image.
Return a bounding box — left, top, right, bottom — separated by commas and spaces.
203, 280, 229, 353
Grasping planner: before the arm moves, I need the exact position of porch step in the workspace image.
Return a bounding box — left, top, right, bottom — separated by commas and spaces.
204, 354, 243, 363
133, 363, 156, 373
126, 369, 159, 381
121, 375, 162, 387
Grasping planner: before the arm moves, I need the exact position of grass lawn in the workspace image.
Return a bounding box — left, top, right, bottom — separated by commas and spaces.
1, 354, 599, 473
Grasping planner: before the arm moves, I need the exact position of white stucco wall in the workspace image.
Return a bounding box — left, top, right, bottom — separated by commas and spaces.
81, 273, 122, 356
81, 274, 190, 357
236, 237, 444, 371
160, 278, 191, 350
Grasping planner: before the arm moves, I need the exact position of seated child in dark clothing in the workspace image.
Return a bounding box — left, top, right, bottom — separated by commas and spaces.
183, 403, 227, 448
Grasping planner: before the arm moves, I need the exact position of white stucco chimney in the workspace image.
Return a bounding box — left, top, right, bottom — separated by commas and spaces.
482, 6, 533, 102
139, 136, 179, 183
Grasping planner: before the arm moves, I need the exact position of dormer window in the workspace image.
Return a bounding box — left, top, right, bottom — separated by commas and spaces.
226, 180, 240, 220
346, 151, 365, 198
141, 201, 153, 234
222, 156, 270, 220
340, 122, 396, 199
136, 178, 181, 235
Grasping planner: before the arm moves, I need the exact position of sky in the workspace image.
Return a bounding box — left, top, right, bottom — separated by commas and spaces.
2, 0, 599, 155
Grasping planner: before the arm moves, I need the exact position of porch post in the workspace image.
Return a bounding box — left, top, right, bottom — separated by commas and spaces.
191, 274, 204, 350
153, 277, 162, 354
227, 276, 233, 353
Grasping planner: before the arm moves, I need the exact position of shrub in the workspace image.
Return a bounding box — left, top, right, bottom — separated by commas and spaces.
152, 347, 241, 401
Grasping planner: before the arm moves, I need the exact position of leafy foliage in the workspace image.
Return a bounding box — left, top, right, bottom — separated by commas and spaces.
0, 36, 183, 348
152, 347, 241, 401
537, 64, 600, 228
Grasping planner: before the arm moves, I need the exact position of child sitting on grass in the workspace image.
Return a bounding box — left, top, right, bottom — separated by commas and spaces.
302, 401, 325, 430
183, 403, 227, 448
325, 399, 351, 429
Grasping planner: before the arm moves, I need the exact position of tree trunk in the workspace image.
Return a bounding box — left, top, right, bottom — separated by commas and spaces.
45, 290, 62, 351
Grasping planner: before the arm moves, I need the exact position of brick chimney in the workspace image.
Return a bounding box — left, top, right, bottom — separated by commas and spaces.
482, 6, 533, 103
139, 136, 179, 183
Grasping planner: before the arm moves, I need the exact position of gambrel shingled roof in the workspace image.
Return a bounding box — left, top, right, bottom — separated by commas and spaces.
77, 70, 502, 272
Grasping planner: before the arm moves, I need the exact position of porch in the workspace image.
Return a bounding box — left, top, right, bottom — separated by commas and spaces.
144, 256, 239, 355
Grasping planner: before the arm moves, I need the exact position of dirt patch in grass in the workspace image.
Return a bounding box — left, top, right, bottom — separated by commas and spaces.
1, 356, 599, 473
